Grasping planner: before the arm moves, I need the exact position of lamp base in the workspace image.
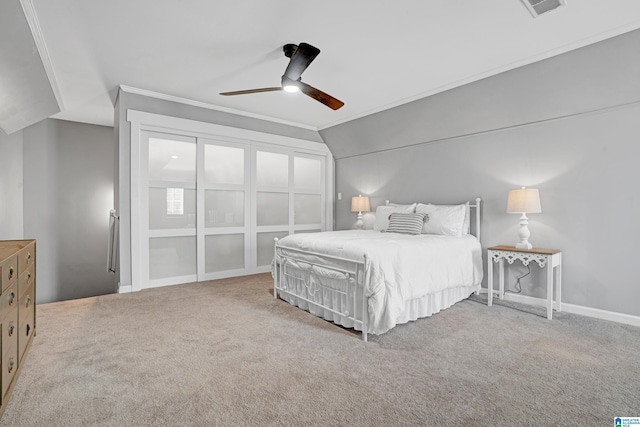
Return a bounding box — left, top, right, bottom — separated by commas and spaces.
515, 213, 534, 250
515, 241, 533, 250
354, 211, 364, 229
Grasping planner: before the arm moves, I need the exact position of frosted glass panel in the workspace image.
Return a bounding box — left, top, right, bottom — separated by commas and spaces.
257, 192, 289, 226
256, 151, 288, 187
294, 194, 321, 225
205, 234, 244, 273
148, 138, 196, 182
204, 144, 244, 185
149, 236, 196, 280
149, 188, 196, 229
205, 190, 244, 227
257, 231, 289, 267
294, 157, 321, 190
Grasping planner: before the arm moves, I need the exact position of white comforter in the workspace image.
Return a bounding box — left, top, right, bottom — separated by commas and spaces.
275, 230, 483, 335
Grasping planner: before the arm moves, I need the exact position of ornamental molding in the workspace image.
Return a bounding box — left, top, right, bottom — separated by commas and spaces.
490, 250, 549, 268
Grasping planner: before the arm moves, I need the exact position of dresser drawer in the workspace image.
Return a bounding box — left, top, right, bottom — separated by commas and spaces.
17, 243, 35, 277
18, 294, 36, 362
19, 283, 34, 323
0, 256, 17, 292
1, 307, 19, 398
0, 282, 18, 320
19, 265, 35, 299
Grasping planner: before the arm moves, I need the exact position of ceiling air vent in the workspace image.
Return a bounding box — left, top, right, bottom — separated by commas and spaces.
521, 0, 566, 17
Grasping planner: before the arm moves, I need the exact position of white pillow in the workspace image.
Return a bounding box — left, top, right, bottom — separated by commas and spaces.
387, 202, 416, 212
373, 204, 416, 231
464, 202, 470, 234
414, 202, 470, 234
415, 203, 466, 237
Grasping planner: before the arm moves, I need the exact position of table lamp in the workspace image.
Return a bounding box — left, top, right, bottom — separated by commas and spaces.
507, 187, 541, 249
351, 195, 370, 229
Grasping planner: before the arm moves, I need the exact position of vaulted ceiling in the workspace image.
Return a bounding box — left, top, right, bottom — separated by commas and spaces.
2, 0, 640, 135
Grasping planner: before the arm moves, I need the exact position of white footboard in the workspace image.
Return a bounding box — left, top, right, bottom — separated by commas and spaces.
273, 240, 371, 341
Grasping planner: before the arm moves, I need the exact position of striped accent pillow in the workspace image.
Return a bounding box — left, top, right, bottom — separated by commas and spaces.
385, 213, 428, 235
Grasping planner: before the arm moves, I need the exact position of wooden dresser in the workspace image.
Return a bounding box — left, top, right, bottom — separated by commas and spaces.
0, 240, 36, 416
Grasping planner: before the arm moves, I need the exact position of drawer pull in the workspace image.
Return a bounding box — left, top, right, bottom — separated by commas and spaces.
8, 266, 14, 280
26, 252, 32, 263
27, 272, 32, 283
8, 321, 14, 337
26, 324, 31, 337
8, 357, 14, 374
26, 295, 31, 308
8, 291, 15, 306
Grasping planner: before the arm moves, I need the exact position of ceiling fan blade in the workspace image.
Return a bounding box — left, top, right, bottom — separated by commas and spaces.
283, 43, 320, 81
298, 81, 344, 110
220, 87, 282, 96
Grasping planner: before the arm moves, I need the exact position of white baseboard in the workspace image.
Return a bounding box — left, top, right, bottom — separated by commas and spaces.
480, 288, 640, 328
118, 282, 133, 293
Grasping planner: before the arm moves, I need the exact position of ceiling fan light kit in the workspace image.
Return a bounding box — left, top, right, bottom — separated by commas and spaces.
281, 75, 300, 93
220, 42, 344, 110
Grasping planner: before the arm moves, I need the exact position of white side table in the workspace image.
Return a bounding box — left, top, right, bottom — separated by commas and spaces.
487, 245, 562, 319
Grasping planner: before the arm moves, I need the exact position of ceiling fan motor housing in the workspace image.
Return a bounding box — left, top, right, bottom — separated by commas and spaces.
283, 43, 298, 58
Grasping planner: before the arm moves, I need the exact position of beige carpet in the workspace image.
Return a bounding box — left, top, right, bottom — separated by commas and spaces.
1, 273, 638, 426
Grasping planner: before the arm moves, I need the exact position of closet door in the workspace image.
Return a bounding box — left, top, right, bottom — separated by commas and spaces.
198, 139, 249, 280
144, 131, 198, 288
292, 153, 324, 234
254, 149, 290, 269
253, 149, 325, 271
135, 127, 329, 289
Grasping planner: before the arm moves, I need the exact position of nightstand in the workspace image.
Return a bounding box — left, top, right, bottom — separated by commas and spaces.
487, 245, 562, 319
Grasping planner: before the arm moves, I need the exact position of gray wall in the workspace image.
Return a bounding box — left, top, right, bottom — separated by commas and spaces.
115, 90, 325, 289
0, 129, 23, 238
322, 29, 640, 317
24, 119, 116, 303
322, 28, 640, 160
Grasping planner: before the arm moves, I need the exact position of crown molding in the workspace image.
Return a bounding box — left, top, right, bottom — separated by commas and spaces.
20, 0, 65, 110
119, 85, 319, 132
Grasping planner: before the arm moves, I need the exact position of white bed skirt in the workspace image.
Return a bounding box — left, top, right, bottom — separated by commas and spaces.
278, 283, 480, 333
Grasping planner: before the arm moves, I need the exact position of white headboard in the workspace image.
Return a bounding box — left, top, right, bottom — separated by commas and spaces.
471, 197, 482, 241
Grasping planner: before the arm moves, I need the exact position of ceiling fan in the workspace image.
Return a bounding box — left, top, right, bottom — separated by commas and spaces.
220, 42, 344, 110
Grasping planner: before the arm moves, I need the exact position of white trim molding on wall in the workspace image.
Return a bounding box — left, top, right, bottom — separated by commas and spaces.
19, 0, 65, 110
480, 288, 640, 328
120, 86, 317, 131
122, 109, 335, 293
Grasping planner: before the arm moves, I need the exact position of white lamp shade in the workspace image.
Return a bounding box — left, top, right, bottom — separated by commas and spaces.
351, 195, 371, 213
507, 187, 541, 214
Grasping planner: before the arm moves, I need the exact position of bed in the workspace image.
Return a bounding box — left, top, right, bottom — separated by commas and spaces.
272, 198, 483, 341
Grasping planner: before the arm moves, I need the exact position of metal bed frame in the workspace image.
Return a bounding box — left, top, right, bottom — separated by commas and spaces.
273, 246, 372, 340
273, 198, 481, 341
